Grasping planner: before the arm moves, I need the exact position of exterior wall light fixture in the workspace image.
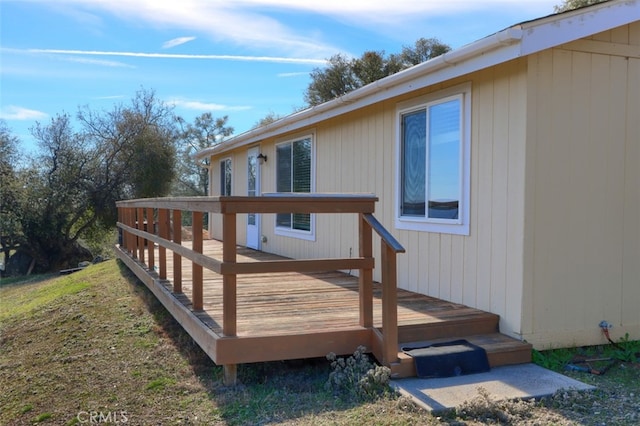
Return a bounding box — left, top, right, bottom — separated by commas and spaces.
257, 153, 268, 163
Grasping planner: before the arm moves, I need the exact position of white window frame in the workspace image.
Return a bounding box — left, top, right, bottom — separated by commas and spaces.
219, 157, 232, 196
395, 83, 471, 235
274, 133, 316, 241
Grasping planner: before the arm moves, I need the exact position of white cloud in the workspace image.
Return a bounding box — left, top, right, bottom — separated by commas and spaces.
60, 55, 136, 68
29, 0, 559, 58
170, 99, 252, 112
163, 36, 197, 49
277, 71, 309, 77
38, 0, 343, 58
0, 106, 48, 121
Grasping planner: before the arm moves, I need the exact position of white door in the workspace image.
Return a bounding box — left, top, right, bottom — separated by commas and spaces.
246, 147, 260, 249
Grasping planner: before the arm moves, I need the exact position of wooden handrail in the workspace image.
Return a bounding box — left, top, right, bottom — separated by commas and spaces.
118, 222, 372, 275
361, 213, 405, 366
362, 213, 405, 254
116, 194, 404, 382
116, 193, 378, 213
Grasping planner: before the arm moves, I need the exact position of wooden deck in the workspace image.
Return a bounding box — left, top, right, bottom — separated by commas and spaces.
116, 239, 531, 378
115, 195, 531, 384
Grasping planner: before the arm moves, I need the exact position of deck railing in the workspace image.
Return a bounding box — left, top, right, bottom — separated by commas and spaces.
116, 194, 405, 379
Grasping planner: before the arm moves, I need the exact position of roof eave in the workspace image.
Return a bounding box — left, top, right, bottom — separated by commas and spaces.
193, 26, 524, 160
195, 0, 639, 160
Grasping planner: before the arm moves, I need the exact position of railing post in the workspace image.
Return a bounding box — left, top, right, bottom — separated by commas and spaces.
137, 207, 145, 264
117, 206, 124, 250
123, 208, 129, 254
222, 212, 238, 386
359, 213, 373, 328
127, 207, 135, 255
130, 208, 138, 259
381, 242, 399, 365
172, 210, 182, 293
146, 207, 154, 272
158, 208, 169, 280
192, 211, 204, 311
222, 212, 237, 336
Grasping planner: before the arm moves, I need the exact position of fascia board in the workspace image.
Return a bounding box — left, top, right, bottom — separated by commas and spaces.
520, 0, 640, 56
196, 30, 523, 160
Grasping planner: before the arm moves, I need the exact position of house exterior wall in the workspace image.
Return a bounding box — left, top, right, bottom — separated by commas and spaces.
207, 21, 640, 349
210, 150, 249, 244
209, 59, 530, 341
522, 22, 640, 348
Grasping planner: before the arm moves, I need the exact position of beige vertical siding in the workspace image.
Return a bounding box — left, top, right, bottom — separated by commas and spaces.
212, 61, 529, 340
523, 23, 640, 348
209, 150, 249, 243
209, 159, 222, 239
208, 22, 639, 349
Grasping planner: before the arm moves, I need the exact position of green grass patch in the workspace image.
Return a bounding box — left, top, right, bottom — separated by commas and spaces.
146, 377, 176, 391
34, 412, 53, 422
533, 336, 640, 372
532, 347, 575, 371
1, 259, 637, 426
0, 272, 92, 323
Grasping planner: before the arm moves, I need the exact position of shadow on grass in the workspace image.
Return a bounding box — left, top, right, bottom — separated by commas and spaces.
0, 271, 58, 288
114, 260, 369, 425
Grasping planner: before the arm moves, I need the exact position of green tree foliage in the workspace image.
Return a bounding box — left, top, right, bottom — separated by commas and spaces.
174, 112, 233, 196
12, 114, 96, 273
78, 88, 178, 204
305, 53, 360, 107
0, 121, 23, 268
304, 38, 451, 106
400, 37, 451, 66
554, 0, 607, 12
253, 111, 283, 129
1, 89, 179, 275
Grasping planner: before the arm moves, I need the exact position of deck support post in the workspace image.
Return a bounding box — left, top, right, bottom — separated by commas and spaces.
192, 211, 204, 311
146, 207, 154, 272
158, 209, 169, 280
358, 213, 373, 328
381, 242, 399, 365
173, 210, 182, 292
223, 364, 238, 386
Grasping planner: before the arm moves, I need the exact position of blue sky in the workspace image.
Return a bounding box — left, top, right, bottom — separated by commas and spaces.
1, 0, 560, 152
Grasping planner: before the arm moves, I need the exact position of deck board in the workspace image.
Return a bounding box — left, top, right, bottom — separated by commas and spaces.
165, 240, 496, 337
117, 239, 531, 376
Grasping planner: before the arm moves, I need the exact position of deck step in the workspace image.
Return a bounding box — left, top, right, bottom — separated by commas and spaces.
389, 333, 533, 379
395, 312, 500, 343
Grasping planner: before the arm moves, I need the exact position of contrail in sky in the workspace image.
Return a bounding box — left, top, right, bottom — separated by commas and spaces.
26, 48, 327, 65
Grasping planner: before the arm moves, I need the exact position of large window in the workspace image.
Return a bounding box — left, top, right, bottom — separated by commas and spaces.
275, 135, 314, 238
396, 86, 470, 235
220, 158, 232, 196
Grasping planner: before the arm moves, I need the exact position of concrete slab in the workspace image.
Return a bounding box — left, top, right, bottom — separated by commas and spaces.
392, 363, 595, 412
